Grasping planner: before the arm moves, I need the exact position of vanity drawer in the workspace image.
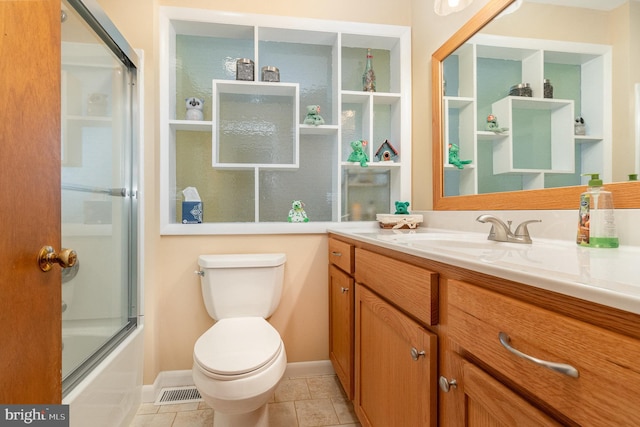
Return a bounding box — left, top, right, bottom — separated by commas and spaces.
355, 248, 438, 325
328, 238, 354, 274
448, 279, 640, 426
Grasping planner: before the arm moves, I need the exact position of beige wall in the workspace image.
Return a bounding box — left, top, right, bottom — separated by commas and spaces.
97, 0, 490, 384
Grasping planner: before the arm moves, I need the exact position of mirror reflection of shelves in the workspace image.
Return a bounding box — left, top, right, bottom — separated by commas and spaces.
159, 7, 411, 233
443, 34, 611, 197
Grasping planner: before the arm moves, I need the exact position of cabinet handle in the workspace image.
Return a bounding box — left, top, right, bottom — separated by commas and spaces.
438, 376, 458, 392
340, 287, 349, 293
498, 332, 579, 378
331, 251, 342, 257
411, 347, 426, 361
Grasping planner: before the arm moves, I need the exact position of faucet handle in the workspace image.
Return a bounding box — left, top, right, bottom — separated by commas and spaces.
514, 219, 541, 240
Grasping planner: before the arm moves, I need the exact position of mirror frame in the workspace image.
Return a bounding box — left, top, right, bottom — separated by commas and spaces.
432, 0, 640, 210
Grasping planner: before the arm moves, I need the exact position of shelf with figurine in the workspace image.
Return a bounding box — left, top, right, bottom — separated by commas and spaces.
299, 104, 338, 135
342, 138, 401, 169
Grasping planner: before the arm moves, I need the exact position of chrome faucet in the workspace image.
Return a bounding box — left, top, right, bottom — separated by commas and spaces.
476, 214, 541, 244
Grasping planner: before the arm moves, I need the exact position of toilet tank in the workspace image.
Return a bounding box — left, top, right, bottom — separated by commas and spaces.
197, 253, 286, 320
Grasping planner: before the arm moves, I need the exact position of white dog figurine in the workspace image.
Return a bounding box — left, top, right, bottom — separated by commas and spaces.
185, 97, 204, 121
288, 200, 309, 223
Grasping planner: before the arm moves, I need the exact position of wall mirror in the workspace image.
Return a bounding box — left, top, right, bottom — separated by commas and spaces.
432, 0, 640, 210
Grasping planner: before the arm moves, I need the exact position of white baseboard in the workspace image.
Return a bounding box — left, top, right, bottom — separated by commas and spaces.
284, 360, 334, 378
142, 369, 193, 403
141, 360, 335, 403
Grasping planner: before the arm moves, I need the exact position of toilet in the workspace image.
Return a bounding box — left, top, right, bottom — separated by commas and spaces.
192, 253, 287, 427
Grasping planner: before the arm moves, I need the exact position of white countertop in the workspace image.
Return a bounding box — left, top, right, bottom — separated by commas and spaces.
329, 227, 640, 315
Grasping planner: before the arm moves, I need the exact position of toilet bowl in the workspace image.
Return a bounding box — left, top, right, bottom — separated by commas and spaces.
192, 254, 287, 427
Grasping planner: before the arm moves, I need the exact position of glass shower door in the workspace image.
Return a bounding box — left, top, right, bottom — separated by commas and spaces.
60, 0, 138, 393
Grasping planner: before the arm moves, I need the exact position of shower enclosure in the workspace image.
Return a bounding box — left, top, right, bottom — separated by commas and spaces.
60, 0, 139, 395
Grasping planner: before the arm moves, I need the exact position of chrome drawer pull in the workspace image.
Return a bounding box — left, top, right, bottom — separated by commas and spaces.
498, 332, 579, 378
340, 287, 349, 293
411, 347, 426, 361
439, 376, 457, 393
331, 251, 342, 257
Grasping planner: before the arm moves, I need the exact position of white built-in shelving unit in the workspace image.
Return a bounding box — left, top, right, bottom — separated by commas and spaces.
159, 7, 411, 234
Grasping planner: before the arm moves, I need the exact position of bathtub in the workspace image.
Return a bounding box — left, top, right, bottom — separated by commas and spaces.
63, 325, 143, 427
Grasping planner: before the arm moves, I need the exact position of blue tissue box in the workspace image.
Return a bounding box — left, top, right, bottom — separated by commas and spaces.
182, 201, 203, 224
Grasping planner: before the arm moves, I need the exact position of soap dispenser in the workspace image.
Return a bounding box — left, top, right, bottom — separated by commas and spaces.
576, 173, 619, 248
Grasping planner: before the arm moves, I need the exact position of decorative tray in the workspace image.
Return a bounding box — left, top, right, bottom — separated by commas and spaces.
376, 214, 424, 229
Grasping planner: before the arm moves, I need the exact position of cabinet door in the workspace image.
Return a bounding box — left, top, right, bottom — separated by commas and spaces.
462, 361, 561, 427
329, 265, 354, 399
355, 284, 437, 427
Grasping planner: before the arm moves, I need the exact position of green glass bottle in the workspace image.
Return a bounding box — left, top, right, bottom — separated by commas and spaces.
362, 48, 376, 92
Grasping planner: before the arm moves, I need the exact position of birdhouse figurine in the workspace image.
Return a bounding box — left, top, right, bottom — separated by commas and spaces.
374, 139, 399, 162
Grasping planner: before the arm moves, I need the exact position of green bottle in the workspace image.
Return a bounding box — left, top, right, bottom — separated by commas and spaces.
362, 48, 376, 92
576, 173, 619, 248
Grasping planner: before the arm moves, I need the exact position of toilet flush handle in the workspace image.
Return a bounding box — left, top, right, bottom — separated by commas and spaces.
194, 270, 204, 277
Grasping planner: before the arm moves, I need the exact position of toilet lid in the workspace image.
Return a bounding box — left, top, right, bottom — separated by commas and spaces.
194, 317, 282, 375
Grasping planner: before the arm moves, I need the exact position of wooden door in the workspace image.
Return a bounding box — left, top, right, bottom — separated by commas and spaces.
329, 265, 354, 399
0, 0, 62, 403
462, 361, 561, 427
355, 284, 437, 427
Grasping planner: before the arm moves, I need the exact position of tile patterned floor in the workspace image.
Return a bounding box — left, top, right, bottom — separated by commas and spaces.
130, 374, 361, 427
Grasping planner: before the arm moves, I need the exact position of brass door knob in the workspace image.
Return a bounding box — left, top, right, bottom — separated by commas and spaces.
38, 246, 78, 272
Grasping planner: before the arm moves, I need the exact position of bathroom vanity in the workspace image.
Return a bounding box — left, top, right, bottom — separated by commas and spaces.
328, 228, 640, 426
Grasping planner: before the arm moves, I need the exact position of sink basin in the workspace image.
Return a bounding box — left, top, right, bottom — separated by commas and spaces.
374, 231, 485, 243
361, 230, 559, 257
361, 229, 583, 271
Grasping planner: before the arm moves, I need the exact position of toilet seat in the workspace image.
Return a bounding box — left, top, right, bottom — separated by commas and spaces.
194, 317, 282, 376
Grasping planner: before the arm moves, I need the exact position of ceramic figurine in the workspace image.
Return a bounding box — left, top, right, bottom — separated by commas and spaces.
303, 105, 325, 126
185, 97, 204, 121
374, 139, 399, 161
394, 201, 410, 215
448, 143, 472, 169
485, 114, 507, 133
575, 116, 586, 135
288, 200, 309, 222
347, 139, 369, 167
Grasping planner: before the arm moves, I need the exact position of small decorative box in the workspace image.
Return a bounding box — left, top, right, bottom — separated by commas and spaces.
261, 66, 280, 82
236, 58, 254, 81
509, 83, 532, 97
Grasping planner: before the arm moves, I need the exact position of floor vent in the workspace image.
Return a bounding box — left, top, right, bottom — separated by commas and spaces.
155, 386, 202, 405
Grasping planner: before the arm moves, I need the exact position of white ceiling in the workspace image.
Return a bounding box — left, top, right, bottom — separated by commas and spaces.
525, 0, 629, 11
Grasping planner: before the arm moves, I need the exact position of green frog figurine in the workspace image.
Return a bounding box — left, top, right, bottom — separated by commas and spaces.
448, 143, 472, 169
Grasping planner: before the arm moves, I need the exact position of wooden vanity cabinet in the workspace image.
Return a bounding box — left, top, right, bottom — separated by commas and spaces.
329, 234, 640, 426
446, 279, 640, 426
328, 238, 355, 399
354, 248, 439, 427
459, 356, 562, 427
356, 284, 437, 427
